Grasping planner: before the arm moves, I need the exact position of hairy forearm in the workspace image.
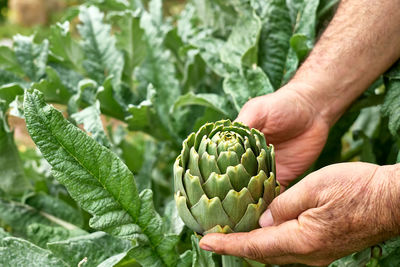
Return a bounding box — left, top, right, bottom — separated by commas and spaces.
378, 163, 400, 236
290, 0, 400, 125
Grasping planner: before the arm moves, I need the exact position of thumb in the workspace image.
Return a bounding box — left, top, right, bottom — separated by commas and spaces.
199, 220, 315, 263
260, 178, 317, 227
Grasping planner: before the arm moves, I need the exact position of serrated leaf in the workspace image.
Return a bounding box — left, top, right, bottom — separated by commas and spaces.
136, 189, 180, 266
47, 232, 131, 267
135, 41, 181, 140
0, 237, 68, 267
78, 6, 124, 94
13, 35, 49, 82
24, 89, 141, 238
49, 22, 84, 72
24, 89, 178, 266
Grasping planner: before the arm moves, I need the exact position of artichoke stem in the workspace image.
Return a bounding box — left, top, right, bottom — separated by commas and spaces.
222, 255, 245, 267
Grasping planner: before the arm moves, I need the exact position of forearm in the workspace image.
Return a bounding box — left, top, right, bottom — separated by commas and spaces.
377, 163, 400, 236
290, 0, 400, 125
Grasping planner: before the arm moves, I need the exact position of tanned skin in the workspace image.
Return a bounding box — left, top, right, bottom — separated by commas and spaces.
199, 0, 400, 265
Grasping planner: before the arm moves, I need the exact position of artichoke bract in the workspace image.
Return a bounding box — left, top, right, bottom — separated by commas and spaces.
174, 120, 280, 235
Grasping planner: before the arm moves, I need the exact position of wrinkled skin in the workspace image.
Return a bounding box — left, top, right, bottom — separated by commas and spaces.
236, 82, 330, 188
200, 162, 400, 265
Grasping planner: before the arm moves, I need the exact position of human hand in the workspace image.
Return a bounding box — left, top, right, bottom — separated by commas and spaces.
199, 162, 400, 266
236, 82, 330, 187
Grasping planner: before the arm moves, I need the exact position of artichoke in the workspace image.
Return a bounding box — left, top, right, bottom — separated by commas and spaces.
174, 120, 280, 235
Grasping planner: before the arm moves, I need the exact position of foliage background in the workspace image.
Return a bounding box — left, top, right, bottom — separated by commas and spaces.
0, 0, 399, 266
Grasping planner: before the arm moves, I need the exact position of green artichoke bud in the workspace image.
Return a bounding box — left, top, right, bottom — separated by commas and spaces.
174, 119, 280, 235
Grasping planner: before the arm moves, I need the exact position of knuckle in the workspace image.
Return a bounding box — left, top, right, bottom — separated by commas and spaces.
242, 239, 264, 260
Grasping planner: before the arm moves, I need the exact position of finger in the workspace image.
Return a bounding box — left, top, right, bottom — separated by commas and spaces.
200, 219, 316, 261
260, 178, 318, 227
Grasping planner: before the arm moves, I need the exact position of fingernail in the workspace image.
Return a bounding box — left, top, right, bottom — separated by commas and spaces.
259, 209, 274, 227
200, 243, 214, 252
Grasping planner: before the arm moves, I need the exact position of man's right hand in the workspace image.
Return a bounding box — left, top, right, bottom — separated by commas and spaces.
236, 82, 330, 187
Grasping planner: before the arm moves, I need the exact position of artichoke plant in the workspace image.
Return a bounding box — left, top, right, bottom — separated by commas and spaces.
174, 120, 280, 235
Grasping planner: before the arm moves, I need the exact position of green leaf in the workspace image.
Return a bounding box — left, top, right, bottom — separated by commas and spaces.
181, 49, 206, 93
78, 6, 124, 92
112, 10, 147, 82
125, 85, 171, 141
378, 237, 400, 265
383, 62, 400, 137
0, 111, 31, 196
177, 250, 193, 267
315, 110, 359, 168
13, 35, 49, 81
47, 232, 131, 267
0, 237, 68, 267
255, 0, 292, 89
0, 83, 24, 109
49, 22, 84, 72
0, 46, 24, 75
0, 68, 27, 86
0, 199, 53, 239
97, 76, 126, 120
26, 224, 86, 248
282, 0, 320, 84
163, 199, 185, 235
329, 248, 371, 267
135, 189, 180, 266
24, 89, 179, 266
173, 92, 231, 116
191, 235, 218, 267
223, 66, 274, 112
71, 101, 111, 148
0, 227, 11, 241
24, 89, 141, 238
352, 130, 377, 164
25, 193, 84, 228
135, 39, 181, 140
32, 66, 72, 104
317, 0, 340, 21
220, 11, 261, 68
191, 0, 236, 37
191, 37, 227, 77
97, 251, 140, 267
